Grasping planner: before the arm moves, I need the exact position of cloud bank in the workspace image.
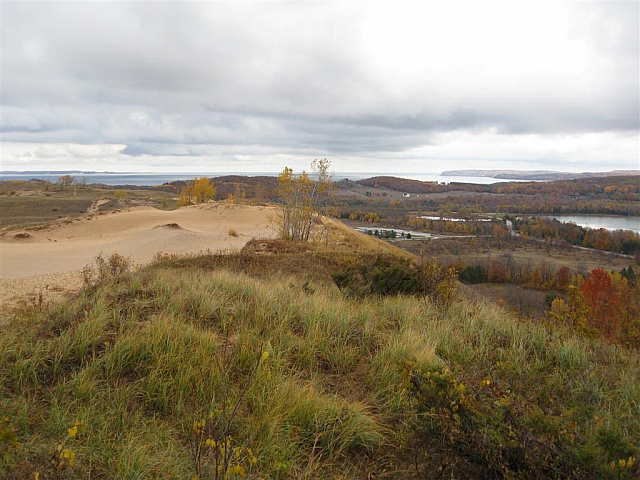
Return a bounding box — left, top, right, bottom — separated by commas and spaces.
2, 0, 638, 172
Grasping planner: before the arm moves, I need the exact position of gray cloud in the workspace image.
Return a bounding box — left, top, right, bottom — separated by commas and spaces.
2, 1, 638, 171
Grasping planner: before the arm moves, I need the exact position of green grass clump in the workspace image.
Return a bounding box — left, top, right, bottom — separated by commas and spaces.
1, 251, 638, 479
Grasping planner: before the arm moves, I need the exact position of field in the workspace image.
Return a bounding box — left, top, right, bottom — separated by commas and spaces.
400, 236, 633, 273
396, 235, 637, 319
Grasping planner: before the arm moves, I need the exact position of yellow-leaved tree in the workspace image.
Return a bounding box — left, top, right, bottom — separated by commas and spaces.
226, 183, 246, 204
178, 177, 216, 206
277, 159, 333, 242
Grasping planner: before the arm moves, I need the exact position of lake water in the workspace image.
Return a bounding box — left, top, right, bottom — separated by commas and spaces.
0, 172, 524, 186
543, 215, 640, 234
0, 172, 271, 186
419, 216, 492, 222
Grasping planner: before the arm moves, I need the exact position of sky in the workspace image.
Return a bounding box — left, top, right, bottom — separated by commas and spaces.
1, 0, 639, 174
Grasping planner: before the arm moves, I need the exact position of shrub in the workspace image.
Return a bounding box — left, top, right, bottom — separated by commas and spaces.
332, 256, 457, 306
332, 256, 422, 298
82, 252, 133, 286
421, 258, 458, 308
621, 239, 640, 255
458, 264, 488, 284
95, 252, 132, 280
405, 363, 586, 479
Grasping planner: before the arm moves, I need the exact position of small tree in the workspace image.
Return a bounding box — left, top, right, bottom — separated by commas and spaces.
555, 266, 571, 291
178, 177, 216, 206
192, 177, 216, 204
277, 159, 333, 242
57, 175, 76, 190
226, 183, 246, 204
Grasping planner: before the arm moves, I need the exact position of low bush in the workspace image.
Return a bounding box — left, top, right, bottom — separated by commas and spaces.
332, 256, 422, 298
332, 255, 457, 307
459, 264, 488, 284
404, 361, 638, 479
81, 252, 134, 286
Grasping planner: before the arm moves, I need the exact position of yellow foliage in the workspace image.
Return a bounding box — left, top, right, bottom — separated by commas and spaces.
178, 177, 216, 206
276, 159, 333, 242
227, 464, 246, 477
227, 184, 246, 204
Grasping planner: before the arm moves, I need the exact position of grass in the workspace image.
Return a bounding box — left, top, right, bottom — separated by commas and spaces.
0, 183, 175, 231
1, 247, 639, 478
324, 217, 414, 260
0, 194, 96, 229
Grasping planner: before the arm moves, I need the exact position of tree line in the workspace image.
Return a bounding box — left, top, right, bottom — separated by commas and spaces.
548, 267, 640, 348
355, 175, 640, 200
514, 217, 640, 255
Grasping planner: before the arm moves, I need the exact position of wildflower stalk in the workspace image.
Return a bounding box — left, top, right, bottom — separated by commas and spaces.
190, 322, 266, 479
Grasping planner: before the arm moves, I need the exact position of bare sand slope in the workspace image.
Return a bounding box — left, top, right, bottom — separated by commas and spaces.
0, 204, 276, 311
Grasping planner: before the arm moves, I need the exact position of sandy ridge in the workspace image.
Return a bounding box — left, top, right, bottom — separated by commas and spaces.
0, 203, 277, 314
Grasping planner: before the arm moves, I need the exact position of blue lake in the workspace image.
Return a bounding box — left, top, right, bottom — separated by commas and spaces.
0, 172, 525, 186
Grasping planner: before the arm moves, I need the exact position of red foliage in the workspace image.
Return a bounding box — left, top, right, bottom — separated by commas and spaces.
580, 269, 612, 311
580, 269, 626, 340
555, 266, 571, 290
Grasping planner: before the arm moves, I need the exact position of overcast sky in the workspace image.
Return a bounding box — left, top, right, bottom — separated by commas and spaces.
1, 0, 638, 173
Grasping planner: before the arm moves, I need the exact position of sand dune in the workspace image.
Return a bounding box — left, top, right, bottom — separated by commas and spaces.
0, 203, 277, 312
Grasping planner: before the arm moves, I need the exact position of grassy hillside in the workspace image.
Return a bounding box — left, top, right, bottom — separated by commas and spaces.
1, 247, 639, 479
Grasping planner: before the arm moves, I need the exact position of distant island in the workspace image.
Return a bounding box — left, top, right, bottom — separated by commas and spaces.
441, 169, 639, 181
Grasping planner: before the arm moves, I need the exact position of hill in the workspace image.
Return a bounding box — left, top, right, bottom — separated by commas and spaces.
441, 170, 640, 181
1, 237, 639, 479
345, 174, 640, 217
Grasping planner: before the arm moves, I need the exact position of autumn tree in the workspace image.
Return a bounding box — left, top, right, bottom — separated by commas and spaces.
546, 285, 597, 338
555, 266, 571, 291
277, 159, 333, 242
580, 269, 618, 337
56, 175, 79, 193
226, 183, 246, 205
178, 177, 216, 206
487, 259, 509, 283
550, 267, 640, 346
57, 175, 76, 187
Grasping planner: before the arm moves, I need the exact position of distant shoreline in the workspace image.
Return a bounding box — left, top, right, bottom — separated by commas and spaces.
441, 169, 639, 181
2, 169, 637, 186
0, 171, 521, 186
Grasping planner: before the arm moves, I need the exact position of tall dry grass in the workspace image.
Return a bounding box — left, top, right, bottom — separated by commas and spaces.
1, 253, 638, 478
